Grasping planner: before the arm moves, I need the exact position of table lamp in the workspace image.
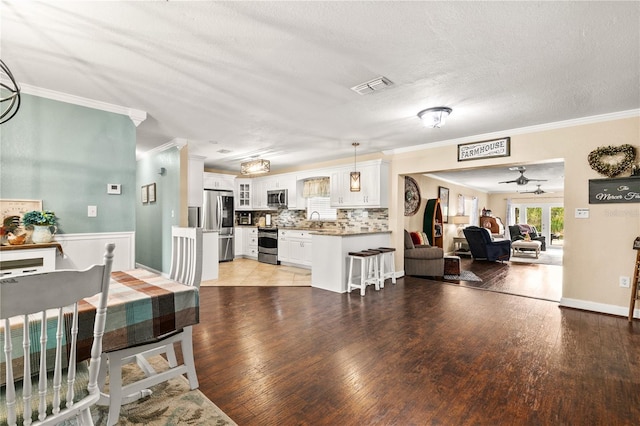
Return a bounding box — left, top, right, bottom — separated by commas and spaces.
452, 215, 470, 236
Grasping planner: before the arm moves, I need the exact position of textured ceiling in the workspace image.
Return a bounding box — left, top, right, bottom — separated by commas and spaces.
2, 1, 639, 179
428, 161, 565, 194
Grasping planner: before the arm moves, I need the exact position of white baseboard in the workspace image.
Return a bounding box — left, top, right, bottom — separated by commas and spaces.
54, 232, 135, 272
560, 297, 637, 319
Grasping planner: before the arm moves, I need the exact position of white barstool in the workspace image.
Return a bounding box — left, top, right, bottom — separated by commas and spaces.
376, 247, 397, 288
347, 250, 380, 296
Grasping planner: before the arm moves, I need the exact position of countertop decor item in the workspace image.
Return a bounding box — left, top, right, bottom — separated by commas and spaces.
6, 232, 26, 245
588, 144, 636, 178
22, 210, 57, 243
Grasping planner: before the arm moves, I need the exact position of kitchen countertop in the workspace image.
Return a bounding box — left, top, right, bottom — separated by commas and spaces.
235, 225, 391, 237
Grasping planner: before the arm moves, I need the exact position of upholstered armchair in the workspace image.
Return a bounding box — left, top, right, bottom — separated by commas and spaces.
404, 230, 444, 277
508, 224, 546, 251
480, 216, 505, 238
462, 226, 511, 262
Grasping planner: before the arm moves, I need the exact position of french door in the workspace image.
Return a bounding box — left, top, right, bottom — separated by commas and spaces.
512, 202, 564, 244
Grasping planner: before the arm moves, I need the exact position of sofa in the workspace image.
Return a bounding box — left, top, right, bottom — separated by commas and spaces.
404, 230, 444, 277
508, 224, 546, 251
462, 226, 511, 262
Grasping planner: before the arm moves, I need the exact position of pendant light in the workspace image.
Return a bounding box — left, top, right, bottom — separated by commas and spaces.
0, 59, 21, 124
350, 142, 361, 192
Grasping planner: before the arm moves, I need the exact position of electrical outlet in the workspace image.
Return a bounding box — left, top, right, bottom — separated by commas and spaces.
620, 276, 630, 288
88, 205, 97, 217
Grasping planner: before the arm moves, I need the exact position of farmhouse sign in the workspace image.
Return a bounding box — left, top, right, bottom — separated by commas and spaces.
589, 177, 640, 204
458, 137, 510, 162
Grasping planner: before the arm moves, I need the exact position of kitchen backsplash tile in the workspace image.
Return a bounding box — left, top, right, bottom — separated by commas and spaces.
238, 209, 389, 231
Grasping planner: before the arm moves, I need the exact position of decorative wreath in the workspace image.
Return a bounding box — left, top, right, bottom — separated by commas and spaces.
587, 144, 636, 178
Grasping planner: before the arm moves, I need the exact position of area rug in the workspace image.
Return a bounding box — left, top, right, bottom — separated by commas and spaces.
443, 270, 482, 282
509, 246, 563, 266
63, 356, 237, 425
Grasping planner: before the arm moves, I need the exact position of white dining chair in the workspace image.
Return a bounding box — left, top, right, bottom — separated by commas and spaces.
0, 243, 115, 426
98, 227, 202, 426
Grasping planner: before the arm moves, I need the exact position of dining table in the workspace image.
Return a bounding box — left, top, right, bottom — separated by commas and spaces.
1, 268, 199, 384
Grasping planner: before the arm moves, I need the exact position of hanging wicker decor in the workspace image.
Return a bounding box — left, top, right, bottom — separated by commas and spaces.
587, 144, 636, 178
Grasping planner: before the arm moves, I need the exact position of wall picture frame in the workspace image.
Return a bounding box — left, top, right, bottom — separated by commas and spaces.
141, 185, 149, 204
148, 183, 157, 203
438, 186, 450, 223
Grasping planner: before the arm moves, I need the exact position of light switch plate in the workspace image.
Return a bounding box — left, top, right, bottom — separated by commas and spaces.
88, 205, 97, 217
575, 208, 589, 219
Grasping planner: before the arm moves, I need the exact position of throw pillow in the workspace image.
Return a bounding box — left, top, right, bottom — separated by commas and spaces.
420, 232, 430, 246
410, 232, 423, 245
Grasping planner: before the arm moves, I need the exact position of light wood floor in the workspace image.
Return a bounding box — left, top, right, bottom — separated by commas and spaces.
201, 258, 311, 287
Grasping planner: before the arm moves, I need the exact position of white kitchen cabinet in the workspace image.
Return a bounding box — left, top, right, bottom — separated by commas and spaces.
278, 229, 312, 267
251, 179, 270, 210
203, 172, 235, 191
235, 178, 252, 210
188, 156, 204, 207
244, 227, 258, 259
234, 227, 244, 257
330, 169, 354, 206
329, 160, 389, 208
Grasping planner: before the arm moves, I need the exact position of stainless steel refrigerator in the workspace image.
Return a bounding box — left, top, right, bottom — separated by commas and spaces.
202, 189, 234, 262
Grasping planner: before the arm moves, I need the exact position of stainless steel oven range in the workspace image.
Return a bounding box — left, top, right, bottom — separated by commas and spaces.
258, 227, 279, 265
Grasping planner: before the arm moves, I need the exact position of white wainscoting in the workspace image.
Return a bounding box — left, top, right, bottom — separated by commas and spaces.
54, 232, 135, 272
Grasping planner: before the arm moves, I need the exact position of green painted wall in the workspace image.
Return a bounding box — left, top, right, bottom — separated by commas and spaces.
0, 94, 136, 234
135, 147, 181, 273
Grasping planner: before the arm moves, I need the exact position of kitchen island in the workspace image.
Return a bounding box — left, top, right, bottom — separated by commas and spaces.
310, 230, 392, 293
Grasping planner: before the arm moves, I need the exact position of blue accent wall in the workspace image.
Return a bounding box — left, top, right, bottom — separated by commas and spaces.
0, 94, 136, 234
136, 147, 181, 272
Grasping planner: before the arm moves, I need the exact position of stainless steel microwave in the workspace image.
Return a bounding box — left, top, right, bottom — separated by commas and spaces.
267, 189, 288, 208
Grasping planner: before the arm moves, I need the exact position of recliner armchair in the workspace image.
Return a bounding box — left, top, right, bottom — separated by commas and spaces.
404, 230, 444, 277
463, 226, 511, 262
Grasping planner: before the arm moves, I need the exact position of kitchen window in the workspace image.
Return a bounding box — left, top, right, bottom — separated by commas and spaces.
307, 197, 337, 220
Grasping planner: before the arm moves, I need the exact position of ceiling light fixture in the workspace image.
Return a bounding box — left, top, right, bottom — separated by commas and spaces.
0, 59, 21, 124
240, 158, 270, 175
350, 142, 361, 192
417, 106, 452, 128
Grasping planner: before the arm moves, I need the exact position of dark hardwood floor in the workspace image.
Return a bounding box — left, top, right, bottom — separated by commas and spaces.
191, 261, 640, 425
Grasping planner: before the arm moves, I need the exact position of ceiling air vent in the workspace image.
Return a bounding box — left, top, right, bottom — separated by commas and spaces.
350, 76, 393, 95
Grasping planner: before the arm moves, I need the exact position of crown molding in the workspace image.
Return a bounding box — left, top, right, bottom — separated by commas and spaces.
385, 109, 640, 156
137, 138, 188, 160
19, 83, 147, 127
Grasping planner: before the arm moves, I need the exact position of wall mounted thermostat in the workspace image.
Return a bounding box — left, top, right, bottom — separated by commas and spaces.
107, 184, 121, 195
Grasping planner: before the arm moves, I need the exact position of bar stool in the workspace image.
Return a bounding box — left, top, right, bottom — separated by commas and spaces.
347, 250, 380, 296
376, 247, 397, 287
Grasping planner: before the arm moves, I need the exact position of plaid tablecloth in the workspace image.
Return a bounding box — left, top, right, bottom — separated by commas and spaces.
1, 269, 199, 384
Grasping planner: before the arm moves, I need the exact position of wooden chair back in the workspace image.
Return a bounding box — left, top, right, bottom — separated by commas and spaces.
1, 243, 115, 425
169, 227, 203, 288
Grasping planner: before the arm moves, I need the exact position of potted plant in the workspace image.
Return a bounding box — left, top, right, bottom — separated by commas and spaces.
22, 210, 57, 243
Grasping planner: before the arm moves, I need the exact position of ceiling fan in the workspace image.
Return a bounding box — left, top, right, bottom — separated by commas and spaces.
498, 167, 547, 186
519, 185, 553, 195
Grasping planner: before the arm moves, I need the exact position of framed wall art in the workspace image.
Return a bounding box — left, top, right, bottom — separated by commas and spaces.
458, 137, 510, 162
438, 186, 449, 223
141, 185, 148, 204
148, 183, 157, 203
